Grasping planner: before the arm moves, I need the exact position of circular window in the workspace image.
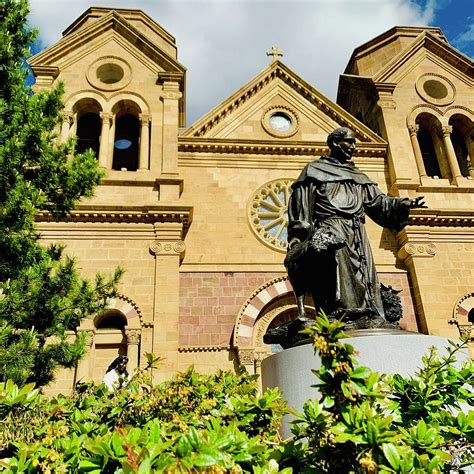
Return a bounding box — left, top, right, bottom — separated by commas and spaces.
86, 56, 132, 91
261, 106, 299, 138
269, 112, 292, 132
96, 63, 124, 84
248, 179, 293, 252
415, 74, 455, 106
423, 79, 448, 100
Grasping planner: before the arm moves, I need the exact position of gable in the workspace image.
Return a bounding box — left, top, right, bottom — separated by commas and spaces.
29, 11, 185, 76
373, 32, 473, 85
183, 61, 384, 144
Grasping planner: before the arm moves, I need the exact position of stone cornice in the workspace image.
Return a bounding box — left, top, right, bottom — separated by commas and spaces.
407, 209, 474, 228
36, 205, 193, 231
178, 137, 387, 157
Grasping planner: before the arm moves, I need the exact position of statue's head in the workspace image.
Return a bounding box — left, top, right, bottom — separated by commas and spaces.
327, 127, 356, 162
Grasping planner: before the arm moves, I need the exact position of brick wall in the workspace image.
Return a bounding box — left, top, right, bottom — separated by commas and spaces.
179, 270, 419, 347
179, 272, 284, 346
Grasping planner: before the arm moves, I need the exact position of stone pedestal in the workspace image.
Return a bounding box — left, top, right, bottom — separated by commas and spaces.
261, 330, 470, 438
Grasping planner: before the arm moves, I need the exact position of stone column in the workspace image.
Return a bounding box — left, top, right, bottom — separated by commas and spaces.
238, 350, 255, 375
160, 78, 182, 175
431, 127, 450, 178
408, 124, 427, 178
138, 114, 151, 171
149, 222, 185, 382
75, 329, 94, 384
464, 130, 474, 178
441, 125, 463, 180
125, 329, 141, 375
98, 112, 113, 169
61, 111, 74, 142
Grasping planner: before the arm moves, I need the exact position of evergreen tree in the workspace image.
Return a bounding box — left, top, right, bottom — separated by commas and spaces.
0, 0, 123, 386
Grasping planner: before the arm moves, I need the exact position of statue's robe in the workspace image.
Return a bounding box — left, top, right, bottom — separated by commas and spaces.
288, 156, 411, 319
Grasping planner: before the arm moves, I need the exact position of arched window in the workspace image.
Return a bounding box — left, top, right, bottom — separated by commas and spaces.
96, 312, 127, 329
449, 114, 473, 178
93, 311, 128, 384
76, 112, 101, 156
112, 113, 140, 171
416, 113, 448, 178
417, 125, 441, 178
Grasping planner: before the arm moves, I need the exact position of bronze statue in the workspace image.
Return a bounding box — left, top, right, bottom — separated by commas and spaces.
265, 127, 425, 347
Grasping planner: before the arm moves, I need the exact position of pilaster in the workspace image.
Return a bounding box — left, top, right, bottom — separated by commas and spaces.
158, 72, 182, 201
150, 222, 185, 381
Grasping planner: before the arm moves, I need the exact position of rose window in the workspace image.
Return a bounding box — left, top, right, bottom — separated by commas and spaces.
248, 179, 293, 252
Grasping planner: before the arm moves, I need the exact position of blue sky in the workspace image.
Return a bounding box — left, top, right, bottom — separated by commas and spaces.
417, 0, 473, 57
28, 0, 472, 125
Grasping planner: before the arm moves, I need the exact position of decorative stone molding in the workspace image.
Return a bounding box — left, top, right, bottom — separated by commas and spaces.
415, 73, 456, 106
397, 242, 437, 260
178, 345, 230, 353
233, 276, 292, 348
99, 112, 113, 126
62, 111, 75, 126
86, 56, 132, 92
407, 124, 419, 136
149, 240, 185, 256
441, 125, 453, 137
125, 329, 141, 345
248, 179, 293, 252
103, 294, 144, 329
408, 212, 474, 227
238, 349, 255, 365
186, 65, 377, 143
261, 105, 299, 138
178, 138, 387, 158
453, 293, 474, 322
36, 205, 192, 232
139, 114, 152, 125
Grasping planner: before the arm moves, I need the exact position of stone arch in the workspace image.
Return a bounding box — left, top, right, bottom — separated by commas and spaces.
233, 276, 293, 350
108, 93, 150, 115
65, 90, 107, 113
444, 105, 474, 122
75, 295, 143, 383
232, 277, 316, 381
451, 292, 474, 340
406, 104, 443, 127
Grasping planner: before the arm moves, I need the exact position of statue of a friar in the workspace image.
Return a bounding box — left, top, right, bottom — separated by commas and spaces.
270, 127, 426, 344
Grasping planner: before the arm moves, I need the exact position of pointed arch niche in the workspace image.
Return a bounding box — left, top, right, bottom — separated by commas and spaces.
75, 295, 143, 385
232, 277, 315, 377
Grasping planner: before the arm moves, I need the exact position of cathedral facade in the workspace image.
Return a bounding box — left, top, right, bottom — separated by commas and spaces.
28, 8, 473, 395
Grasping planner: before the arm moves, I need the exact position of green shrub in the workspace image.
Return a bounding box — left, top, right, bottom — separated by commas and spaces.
0, 314, 472, 473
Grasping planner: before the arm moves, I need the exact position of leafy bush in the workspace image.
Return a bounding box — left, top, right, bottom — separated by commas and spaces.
0, 365, 288, 472
0, 315, 472, 473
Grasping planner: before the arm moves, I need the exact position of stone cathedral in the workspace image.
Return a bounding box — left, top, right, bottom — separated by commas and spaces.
28, 7, 473, 395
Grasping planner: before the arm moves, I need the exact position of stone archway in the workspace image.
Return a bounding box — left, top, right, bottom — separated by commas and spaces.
233, 277, 314, 378
75, 295, 143, 384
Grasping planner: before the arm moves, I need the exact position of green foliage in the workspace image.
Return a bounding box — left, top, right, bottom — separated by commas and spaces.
0, 316, 473, 473
0, 0, 122, 386
293, 313, 474, 473
0, 367, 289, 472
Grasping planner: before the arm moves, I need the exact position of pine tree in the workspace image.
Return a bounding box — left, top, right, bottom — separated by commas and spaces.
0, 0, 123, 386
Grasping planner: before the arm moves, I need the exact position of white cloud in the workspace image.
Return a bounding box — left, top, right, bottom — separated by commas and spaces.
28, 0, 438, 125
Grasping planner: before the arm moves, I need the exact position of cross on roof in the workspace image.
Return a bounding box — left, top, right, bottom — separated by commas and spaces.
266, 46, 283, 62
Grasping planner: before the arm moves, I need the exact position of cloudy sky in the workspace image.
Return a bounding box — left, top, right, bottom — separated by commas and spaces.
28, 0, 473, 126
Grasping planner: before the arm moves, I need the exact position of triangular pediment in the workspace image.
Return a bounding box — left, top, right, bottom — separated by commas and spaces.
373, 32, 473, 85
182, 61, 384, 144
29, 11, 185, 77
